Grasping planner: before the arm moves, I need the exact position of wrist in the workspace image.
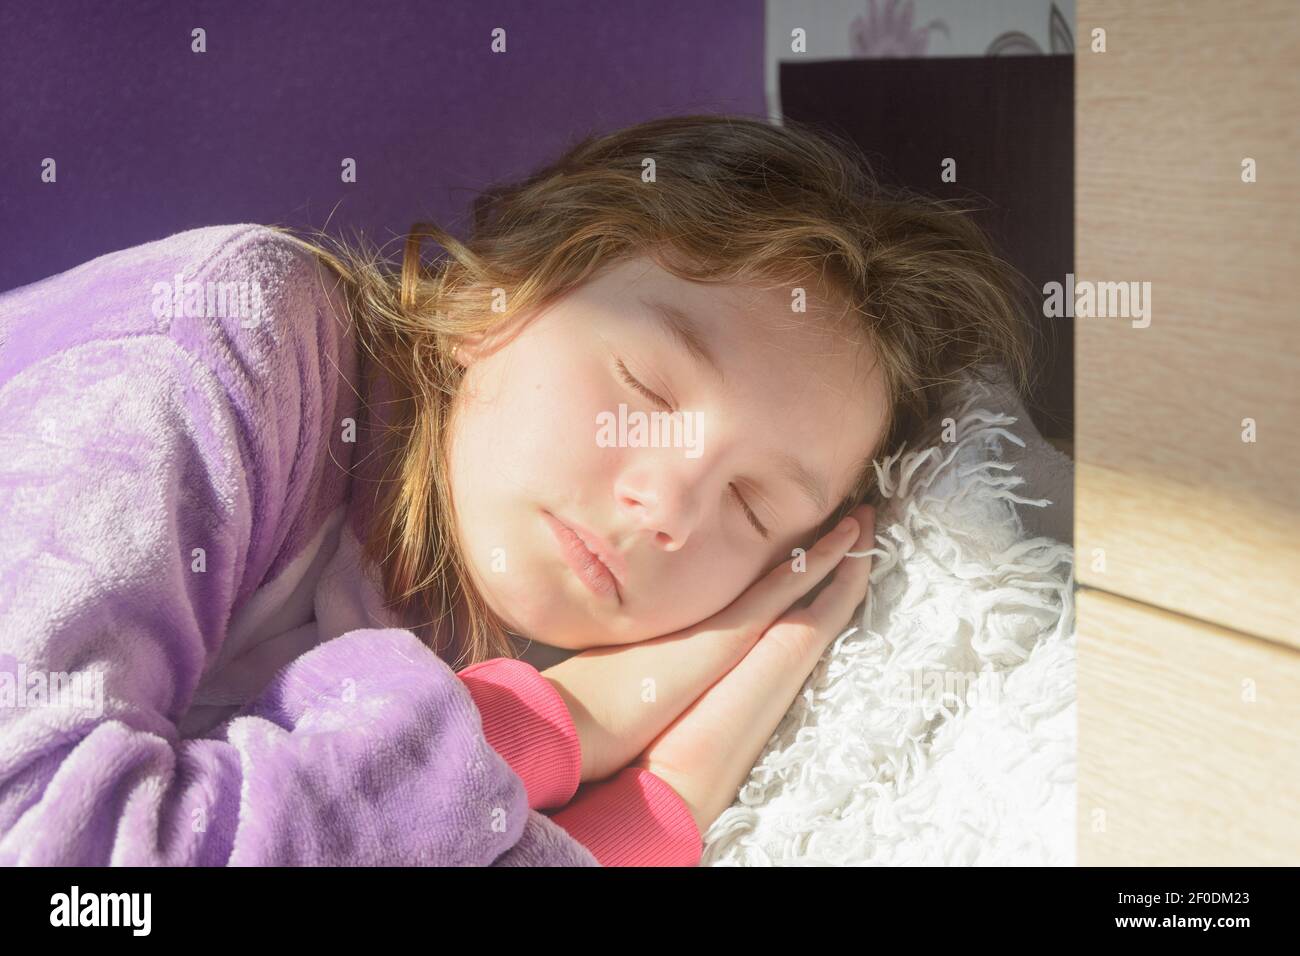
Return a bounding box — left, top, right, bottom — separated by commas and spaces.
542, 672, 599, 782
459, 657, 583, 810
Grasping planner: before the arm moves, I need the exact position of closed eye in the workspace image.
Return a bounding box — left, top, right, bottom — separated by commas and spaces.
616, 357, 770, 540
730, 483, 770, 539
616, 358, 673, 411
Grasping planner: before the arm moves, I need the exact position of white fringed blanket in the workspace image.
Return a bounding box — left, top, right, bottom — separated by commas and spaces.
702, 375, 1077, 866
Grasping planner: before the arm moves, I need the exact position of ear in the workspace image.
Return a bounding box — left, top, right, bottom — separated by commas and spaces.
451, 311, 536, 367
450, 332, 487, 368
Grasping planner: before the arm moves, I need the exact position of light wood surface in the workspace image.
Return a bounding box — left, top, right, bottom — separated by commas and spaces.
1078, 587, 1300, 865
1076, 0, 1300, 649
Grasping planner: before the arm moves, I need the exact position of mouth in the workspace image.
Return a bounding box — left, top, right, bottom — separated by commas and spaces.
542, 510, 625, 604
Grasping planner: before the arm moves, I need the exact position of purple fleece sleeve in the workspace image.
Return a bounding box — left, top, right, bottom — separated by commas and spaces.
0, 225, 597, 866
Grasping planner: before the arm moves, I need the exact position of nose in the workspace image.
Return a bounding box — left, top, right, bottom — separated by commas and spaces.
614, 462, 702, 552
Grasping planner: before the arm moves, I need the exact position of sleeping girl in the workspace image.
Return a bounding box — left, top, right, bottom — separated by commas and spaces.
0, 114, 1033, 866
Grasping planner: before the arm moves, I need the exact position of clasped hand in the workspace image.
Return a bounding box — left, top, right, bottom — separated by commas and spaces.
542, 502, 877, 835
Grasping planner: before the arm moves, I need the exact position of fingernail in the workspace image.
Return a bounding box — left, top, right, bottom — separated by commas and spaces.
835, 516, 858, 537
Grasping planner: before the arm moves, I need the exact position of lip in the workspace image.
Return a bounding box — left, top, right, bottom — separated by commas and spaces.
542, 511, 626, 603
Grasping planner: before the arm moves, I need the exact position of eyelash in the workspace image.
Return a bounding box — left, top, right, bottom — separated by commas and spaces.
731, 484, 771, 540
615, 357, 673, 411
614, 357, 771, 540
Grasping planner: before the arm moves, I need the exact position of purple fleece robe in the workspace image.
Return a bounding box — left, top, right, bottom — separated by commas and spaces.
0, 224, 598, 866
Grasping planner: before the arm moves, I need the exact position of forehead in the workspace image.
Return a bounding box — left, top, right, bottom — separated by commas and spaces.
588, 254, 857, 347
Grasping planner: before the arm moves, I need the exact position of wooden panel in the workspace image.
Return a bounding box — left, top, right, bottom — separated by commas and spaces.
1076, 0, 1300, 648
1078, 587, 1300, 865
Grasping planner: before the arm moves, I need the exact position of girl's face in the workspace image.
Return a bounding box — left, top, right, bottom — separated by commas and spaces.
445, 254, 888, 650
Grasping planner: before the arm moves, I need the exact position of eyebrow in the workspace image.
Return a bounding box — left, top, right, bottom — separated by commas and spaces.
774, 450, 831, 516
639, 296, 727, 385
640, 295, 834, 516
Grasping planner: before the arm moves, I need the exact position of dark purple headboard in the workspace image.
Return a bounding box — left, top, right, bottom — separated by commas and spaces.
0, 0, 764, 293
781, 54, 1074, 441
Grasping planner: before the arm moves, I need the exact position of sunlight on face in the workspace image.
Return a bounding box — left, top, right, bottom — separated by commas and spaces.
444, 254, 888, 650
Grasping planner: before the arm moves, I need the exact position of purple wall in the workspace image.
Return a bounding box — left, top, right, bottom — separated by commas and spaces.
0, 0, 765, 293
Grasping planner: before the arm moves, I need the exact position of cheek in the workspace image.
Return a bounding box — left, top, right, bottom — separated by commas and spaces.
658, 540, 771, 618
467, 345, 617, 495
538, 357, 619, 470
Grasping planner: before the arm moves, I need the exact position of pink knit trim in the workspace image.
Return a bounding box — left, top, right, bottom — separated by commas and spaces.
457, 657, 583, 810
547, 766, 703, 867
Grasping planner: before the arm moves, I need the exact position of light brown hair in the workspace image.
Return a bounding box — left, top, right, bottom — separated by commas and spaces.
274, 114, 1040, 670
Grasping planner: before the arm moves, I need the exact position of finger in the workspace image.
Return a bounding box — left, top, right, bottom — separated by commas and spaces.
649, 615, 835, 822
789, 503, 875, 613
704, 514, 861, 639
804, 505, 877, 634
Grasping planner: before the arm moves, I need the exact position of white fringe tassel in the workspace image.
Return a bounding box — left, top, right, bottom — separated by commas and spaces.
702, 376, 1077, 867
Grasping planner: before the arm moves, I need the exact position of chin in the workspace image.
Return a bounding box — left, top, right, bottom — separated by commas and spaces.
516, 615, 632, 651
521, 629, 599, 652
490, 594, 596, 650
515, 627, 584, 650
